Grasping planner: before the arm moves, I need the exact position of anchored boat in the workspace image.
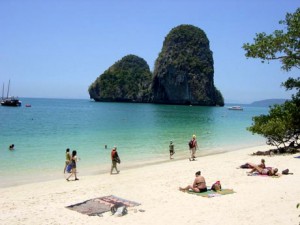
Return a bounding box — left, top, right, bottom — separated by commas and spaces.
1, 80, 22, 107
228, 106, 243, 110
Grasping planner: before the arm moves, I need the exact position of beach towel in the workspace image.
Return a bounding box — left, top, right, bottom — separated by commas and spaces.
247, 172, 280, 178
66, 195, 140, 216
186, 188, 235, 198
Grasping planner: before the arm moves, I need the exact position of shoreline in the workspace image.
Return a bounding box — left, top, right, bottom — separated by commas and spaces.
1, 142, 265, 189
1, 144, 299, 225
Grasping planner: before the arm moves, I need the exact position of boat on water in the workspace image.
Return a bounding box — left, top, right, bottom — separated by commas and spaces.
228, 106, 243, 110
1, 80, 22, 107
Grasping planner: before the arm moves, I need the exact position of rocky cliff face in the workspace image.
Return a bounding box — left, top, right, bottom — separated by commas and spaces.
89, 25, 224, 106
152, 25, 224, 106
89, 55, 152, 102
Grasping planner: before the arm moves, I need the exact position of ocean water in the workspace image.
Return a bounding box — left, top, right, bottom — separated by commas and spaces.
0, 98, 268, 187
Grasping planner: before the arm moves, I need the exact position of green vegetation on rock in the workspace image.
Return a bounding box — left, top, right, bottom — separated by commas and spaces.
89, 55, 152, 102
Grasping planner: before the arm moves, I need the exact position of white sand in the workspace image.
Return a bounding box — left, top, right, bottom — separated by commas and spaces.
0, 145, 299, 225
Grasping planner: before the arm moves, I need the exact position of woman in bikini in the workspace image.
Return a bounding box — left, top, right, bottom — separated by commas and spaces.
247, 165, 279, 176
179, 171, 207, 193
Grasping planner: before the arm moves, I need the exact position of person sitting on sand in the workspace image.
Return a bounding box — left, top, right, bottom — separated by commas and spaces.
247, 165, 279, 176
179, 171, 207, 193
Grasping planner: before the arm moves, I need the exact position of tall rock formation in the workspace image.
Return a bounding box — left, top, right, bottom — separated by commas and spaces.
152, 24, 224, 106
89, 55, 152, 102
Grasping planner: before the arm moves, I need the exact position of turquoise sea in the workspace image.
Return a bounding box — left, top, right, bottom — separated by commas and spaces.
0, 98, 268, 187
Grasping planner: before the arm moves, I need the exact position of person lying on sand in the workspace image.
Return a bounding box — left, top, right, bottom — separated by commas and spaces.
247, 165, 279, 176
239, 158, 266, 169
179, 171, 207, 193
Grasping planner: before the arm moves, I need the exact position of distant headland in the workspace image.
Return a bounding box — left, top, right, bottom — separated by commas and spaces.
250, 99, 288, 107
89, 24, 224, 106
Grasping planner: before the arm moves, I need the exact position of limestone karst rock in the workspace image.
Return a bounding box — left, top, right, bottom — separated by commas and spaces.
89, 25, 224, 106
89, 54, 152, 102
152, 24, 224, 106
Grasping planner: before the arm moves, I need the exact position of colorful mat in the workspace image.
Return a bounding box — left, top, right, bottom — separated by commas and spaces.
247, 172, 280, 178
66, 195, 140, 216
186, 189, 235, 198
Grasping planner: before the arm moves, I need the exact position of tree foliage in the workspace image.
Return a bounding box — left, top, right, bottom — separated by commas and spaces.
247, 101, 300, 148
282, 77, 300, 103
244, 8, 300, 150
243, 8, 300, 71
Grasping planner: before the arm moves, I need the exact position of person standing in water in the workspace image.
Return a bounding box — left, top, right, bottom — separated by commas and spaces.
169, 141, 175, 159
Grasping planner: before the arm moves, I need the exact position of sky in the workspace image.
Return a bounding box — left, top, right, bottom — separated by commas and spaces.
0, 0, 299, 103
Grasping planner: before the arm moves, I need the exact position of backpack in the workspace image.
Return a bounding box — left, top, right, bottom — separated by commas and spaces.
282, 169, 293, 175
211, 181, 222, 191
188, 140, 194, 149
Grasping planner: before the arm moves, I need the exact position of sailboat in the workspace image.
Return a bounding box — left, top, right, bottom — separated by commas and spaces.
1, 80, 22, 107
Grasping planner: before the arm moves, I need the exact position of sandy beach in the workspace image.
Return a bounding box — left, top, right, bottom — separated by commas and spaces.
0, 144, 299, 225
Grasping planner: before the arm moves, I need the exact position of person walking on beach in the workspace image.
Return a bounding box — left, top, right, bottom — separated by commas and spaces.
169, 140, 175, 159
63, 148, 71, 173
189, 134, 198, 161
179, 171, 207, 193
111, 147, 120, 174
66, 150, 79, 181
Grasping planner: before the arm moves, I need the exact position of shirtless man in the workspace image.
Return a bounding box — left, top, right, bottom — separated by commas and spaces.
179, 171, 207, 193
247, 158, 266, 169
